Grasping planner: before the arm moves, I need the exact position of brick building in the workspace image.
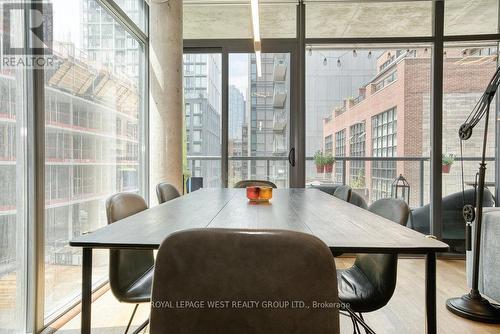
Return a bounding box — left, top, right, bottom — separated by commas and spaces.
323, 48, 497, 206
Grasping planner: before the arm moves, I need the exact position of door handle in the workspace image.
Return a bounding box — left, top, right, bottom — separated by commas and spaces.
288, 147, 296, 167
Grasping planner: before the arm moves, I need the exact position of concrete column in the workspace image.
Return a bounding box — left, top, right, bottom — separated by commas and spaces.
149, 0, 183, 203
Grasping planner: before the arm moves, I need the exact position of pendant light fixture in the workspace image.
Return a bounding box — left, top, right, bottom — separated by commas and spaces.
251, 0, 262, 77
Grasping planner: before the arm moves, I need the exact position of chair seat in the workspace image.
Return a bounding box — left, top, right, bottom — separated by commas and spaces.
337, 267, 385, 313
119, 266, 154, 303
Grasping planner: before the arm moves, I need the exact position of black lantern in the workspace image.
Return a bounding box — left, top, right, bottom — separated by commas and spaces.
391, 174, 410, 205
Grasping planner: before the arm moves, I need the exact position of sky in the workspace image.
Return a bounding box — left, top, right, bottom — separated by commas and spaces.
52, 0, 82, 48
229, 53, 249, 102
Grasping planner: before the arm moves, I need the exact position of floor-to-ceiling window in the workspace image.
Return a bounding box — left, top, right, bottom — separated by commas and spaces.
228, 53, 291, 188
43, 0, 147, 321
183, 0, 296, 187
183, 53, 222, 188
306, 46, 432, 214
303, 0, 500, 253
0, 5, 28, 331
0, 0, 149, 327
438, 44, 499, 253
438, 0, 500, 253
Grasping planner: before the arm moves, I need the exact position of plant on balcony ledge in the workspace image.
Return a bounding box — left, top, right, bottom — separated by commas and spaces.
351, 169, 369, 202
442, 154, 455, 174
314, 151, 325, 173
324, 154, 335, 173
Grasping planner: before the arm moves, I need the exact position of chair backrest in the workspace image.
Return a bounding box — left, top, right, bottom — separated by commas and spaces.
369, 198, 409, 226
105, 193, 154, 301
156, 182, 181, 204
312, 185, 367, 209
333, 185, 352, 202
150, 228, 340, 334
352, 198, 410, 311
349, 191, 368, 209
234, 180, 277, 189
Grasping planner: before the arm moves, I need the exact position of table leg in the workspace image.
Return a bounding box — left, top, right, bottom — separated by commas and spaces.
81, 248, 92, 334
426, 252, 437, 334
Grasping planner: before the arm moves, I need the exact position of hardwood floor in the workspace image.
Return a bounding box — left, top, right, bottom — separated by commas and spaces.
55, 258, 500, 334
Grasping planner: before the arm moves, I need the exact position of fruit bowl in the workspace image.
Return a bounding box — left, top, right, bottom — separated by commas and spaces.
246, 186, 273, 202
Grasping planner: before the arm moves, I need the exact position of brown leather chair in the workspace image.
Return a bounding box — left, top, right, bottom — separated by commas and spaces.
156, 182, 181, 204
234, 180, 277, 188
106, 193, 152, 334
150, 228, 340, 334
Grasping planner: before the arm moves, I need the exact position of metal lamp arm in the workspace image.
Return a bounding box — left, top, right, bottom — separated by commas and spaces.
446, 59, 500, 324
459, 66, 500, 140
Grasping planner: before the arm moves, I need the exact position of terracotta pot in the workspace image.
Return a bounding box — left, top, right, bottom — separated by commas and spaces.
316, 165, 325, 173
324, 164, 333, 173
442, 164, 451, 173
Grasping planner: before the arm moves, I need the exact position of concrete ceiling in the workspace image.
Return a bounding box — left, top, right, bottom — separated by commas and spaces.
183, 0, 498, 39
184, 3, 296, 39
444, 0, 498, 35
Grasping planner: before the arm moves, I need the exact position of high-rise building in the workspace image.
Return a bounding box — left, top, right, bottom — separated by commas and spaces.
228, 85, 246, 140
183, 54, 222, 188
243, 53, 290, 188
0, 0, 145, 317
0, 41, 143, 317
82, 0, 141, 78
228, 85, 246, 183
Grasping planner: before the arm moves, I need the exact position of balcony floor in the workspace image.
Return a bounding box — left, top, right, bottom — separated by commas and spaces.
55, 258, 500, 334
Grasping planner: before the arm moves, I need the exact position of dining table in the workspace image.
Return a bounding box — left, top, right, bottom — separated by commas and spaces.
70, 188, 449, 334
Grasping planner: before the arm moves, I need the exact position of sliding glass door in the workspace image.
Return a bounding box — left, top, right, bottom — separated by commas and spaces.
182, 46, 296, 188
228, 52, 291, 188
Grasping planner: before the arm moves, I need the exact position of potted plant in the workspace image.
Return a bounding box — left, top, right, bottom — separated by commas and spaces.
324, 153, 335, 173
314, 151, 325, 173
351, 169, 369, 203
442, 154, 455, 173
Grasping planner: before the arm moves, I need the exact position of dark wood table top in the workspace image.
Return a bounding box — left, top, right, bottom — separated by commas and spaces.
70, 189, 448, 254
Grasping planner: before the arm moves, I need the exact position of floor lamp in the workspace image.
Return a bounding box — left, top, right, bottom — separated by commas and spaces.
446, 66, 500, 323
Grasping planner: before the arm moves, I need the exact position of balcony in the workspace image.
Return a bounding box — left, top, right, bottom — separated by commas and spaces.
273, 58, 287, 82
334, 106, 346, 117
187, 155, 495, 210
273, 110, 287, 132
273, 82, 287, 109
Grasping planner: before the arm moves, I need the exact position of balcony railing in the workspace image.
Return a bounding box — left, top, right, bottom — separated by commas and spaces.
187, 155, 495, 207
334, 106, 346, 117
351, 94, 365, 106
